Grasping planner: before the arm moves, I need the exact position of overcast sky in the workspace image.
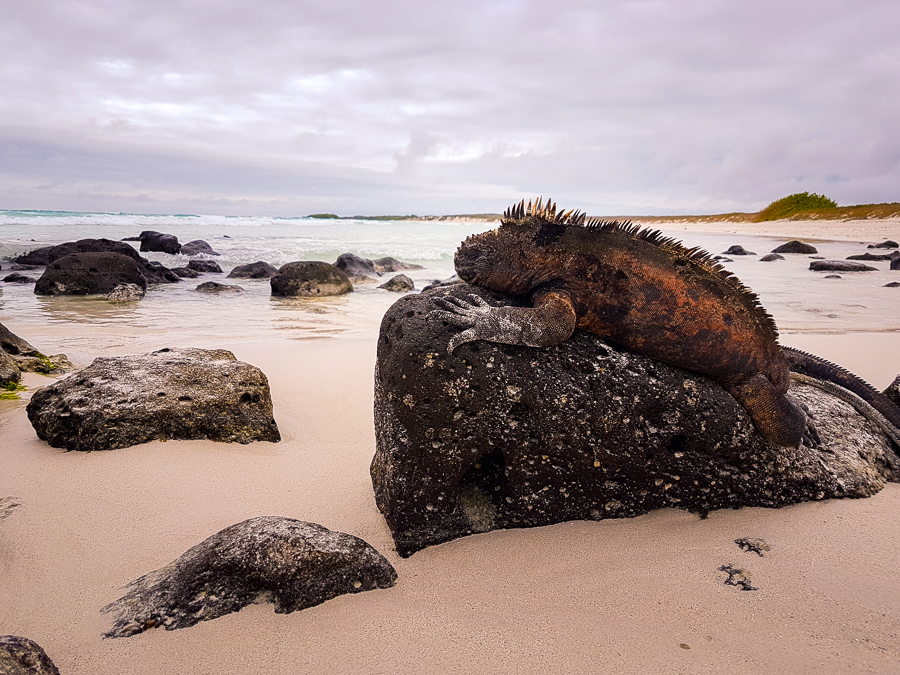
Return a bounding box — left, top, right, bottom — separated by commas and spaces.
1, 0, 898, 216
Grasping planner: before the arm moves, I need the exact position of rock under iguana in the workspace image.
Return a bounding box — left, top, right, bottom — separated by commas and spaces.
26, 347, 280, 451
372, 285, 900, 557
102, 516, 397, 638
431, 199, 900, 449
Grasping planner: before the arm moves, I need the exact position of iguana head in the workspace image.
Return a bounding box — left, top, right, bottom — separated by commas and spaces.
455, 198, 583, 294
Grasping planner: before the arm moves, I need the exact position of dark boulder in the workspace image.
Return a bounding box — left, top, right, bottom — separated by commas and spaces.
187, 260, 222, 273
892, 255, 900, 271
372, 257, 424, 273
34, 252, 148, 296
846, 252, 894, 261
46, 238, 140, 263
809, 260, 878, 272
180, 239, 220, 256
0, 349, 19, 387
0, 323, 71, 377
270, 261, 353, 297
772, 240, 818, 254
0, 635, 60, 675
138, 231, 181, 254
171, 267, 201, 278
371, 285, 900, 557
759, 253, 784, 262
868, 240, 898, 249
141, 260, 181, 284
885, 282, 900, 288
227, 261, 279, 279
196, 281, 243, 293
102, 516, 397, 638
26, 347, 280, 451
378, 274, 415, 292
12, 246, 54, 265
2, 273, 36, 284
335, 253, 380, 282
723, 245, 755, 255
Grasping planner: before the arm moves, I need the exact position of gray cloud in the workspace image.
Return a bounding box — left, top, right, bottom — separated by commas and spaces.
1, 0, 898, 215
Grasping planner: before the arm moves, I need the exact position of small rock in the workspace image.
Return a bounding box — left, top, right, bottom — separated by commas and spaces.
809, 260, 877, 272
847, 252, 894, 261
107, 283, 146, 302
372, 257, 424, 273
378, 274, 415, 292
180, 240, 220, 256
171, 267, 201, 278
138, 231, 182, 254
718, 564, 758, 591
772, 240, 818, 254
187, 260, 223, 273
101, 516, 397, 638
884, 282, 900, 288
723, 245, 755, 255
758, 253, 783, 262
824, 275, 842, 279
868, 240, 898, 249
2, 272, 36, 283
0, 635, 61, 675
734, 537, 771, 556
227, 261, 279, 279
335, 253, 380, 283
196, 281, 243, 293
892, 256, 900, 271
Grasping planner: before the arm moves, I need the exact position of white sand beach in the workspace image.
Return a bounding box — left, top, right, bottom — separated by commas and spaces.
2, 217, 899, 674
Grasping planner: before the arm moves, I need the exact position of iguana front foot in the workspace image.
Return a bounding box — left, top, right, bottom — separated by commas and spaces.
431, 292, 577, 353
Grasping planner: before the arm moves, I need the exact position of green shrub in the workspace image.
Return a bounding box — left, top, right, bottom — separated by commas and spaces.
755, 192, 838, 221
307, 213, 339, 219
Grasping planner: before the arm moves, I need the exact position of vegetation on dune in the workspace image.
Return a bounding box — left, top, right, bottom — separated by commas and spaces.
754, 192, 838, 222
306, 213, 339, 219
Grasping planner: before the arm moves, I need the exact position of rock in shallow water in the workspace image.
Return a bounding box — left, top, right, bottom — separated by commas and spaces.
102, 516, 397, 638
371, 285, 900, 557
270, 261, 353, 297
34, 252, 147, 296
26, 347, 280, 451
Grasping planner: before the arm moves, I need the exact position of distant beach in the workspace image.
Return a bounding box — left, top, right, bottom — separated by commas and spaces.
1, 214, 899, 674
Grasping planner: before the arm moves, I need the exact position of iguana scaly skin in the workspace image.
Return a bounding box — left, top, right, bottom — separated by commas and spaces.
432, 198, 900, 448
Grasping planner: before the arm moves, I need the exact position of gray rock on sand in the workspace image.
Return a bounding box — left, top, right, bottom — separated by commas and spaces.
0, 635, 61, 675
196, 281, 243, 293
101, 516, 397, 638
723, 245, 755, 255
34, 252, 148, 296
227, 261, 279, 279
270, 261, 353, 297
180, 239, 220, 256
371, 285, 900, 557
809, 260, 877, 272
772, 240, 818, 254
335, 253, 380, 283
372, 257, 424, 273
847, 252, 895, 261
868, 240, 898, 249
759, 253, 784, 262
187, 259, 223, 273
26, 347, 280, 451
378, 274, 415, 292
885, 282, 900, 288
107, 283, 146, 302
138, 231, 182, 254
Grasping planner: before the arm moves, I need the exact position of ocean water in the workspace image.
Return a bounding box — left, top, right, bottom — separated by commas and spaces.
1, 210, 898, 370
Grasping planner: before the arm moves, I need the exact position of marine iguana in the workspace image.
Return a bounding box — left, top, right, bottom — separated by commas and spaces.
432, 198, 900, 448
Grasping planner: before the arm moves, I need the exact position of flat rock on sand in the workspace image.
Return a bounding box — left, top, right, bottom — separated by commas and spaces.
26, 347, 280, 451
102, 516, 397, 638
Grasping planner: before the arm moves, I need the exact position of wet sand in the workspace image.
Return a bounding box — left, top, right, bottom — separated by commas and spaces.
1, 218, 899, 674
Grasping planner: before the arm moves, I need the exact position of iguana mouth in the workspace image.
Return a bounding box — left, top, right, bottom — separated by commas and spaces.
454, 245, 485, 283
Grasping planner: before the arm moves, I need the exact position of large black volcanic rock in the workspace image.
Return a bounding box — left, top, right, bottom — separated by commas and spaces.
772, 240, 818, 254
27, 347, 280, 451
46, 238, 140, 263
102, 516, 397, 638
371, 285, 900, 557
34, 252, 148, 296
809, 260, 878, 272
270, 261, 353, 297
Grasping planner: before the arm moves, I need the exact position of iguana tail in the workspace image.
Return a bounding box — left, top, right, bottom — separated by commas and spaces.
783, 345, 900, 443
